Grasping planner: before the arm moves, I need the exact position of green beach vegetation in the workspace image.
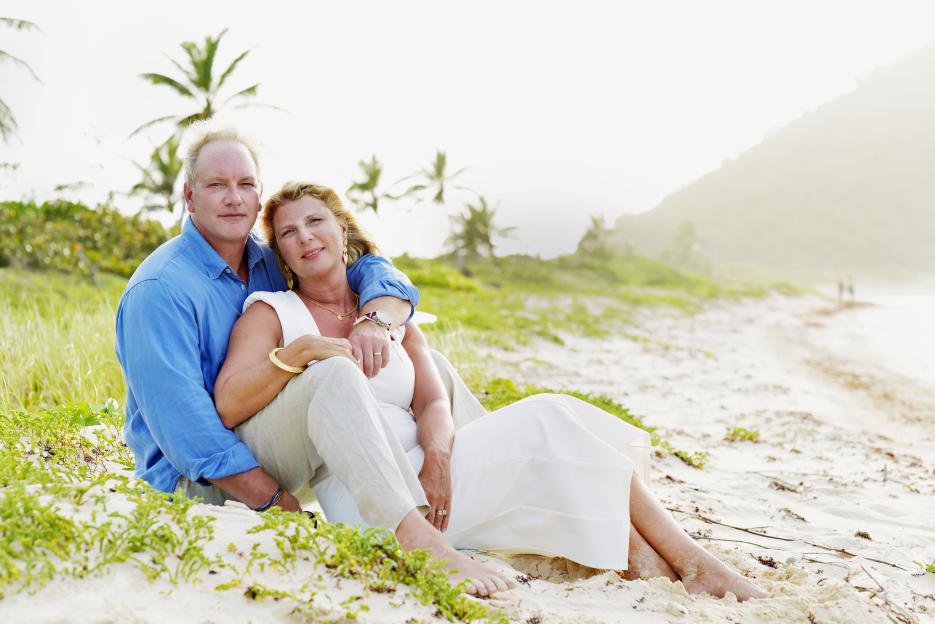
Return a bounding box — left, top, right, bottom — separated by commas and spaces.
0, 197, 772, 618
724, 426, 761, 443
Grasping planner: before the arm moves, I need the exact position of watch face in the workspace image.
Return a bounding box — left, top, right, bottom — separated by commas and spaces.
373, 311, 391, 326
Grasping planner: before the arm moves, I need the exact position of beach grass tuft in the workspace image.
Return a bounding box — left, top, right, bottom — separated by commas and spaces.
724, 426, 761, 443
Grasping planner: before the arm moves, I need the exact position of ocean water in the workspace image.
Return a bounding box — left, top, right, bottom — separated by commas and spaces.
839, 292, 935, 392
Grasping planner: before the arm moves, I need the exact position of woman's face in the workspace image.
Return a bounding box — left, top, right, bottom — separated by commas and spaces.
273, 196, 347, 281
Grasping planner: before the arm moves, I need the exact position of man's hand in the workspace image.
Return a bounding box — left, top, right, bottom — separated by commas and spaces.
276, 489, 302, 513
348, 320, 391, 378
419, 448, 452, 532
210, 466, 301, 512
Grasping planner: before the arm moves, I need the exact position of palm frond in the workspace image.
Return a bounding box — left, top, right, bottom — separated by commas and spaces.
128, 114, 178, 139
202, 29, 228, 87
0, 17, 41, 32
0, 96, 18, 143
176, 111, 211, 129
165, 54, 198, 89
215, 48, 251, 92
140, 72, 194, 98
222, 82, 259, 104
180, 40, 212, 91
0, 50, 40, 82
392, 171, 421, 185
433, 150, 447, 174
392, 183, 428, 199
231, 101, 286, 113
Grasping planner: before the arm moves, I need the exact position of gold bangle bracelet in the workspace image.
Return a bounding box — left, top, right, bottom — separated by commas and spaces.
269, 347, 305, 374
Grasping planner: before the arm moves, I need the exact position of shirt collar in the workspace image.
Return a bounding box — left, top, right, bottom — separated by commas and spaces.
182, 218, 265, 279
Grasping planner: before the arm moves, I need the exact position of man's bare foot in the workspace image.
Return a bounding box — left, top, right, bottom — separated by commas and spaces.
678, 555, 766, 601
395, 510, 517, 596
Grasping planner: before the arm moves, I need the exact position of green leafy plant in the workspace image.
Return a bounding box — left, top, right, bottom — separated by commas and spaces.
0, 200, 167, 278
916, 560, 935, 574
724, 426, 761, 443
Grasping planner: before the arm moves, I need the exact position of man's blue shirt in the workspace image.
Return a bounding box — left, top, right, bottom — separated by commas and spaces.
115, 221, 419, 493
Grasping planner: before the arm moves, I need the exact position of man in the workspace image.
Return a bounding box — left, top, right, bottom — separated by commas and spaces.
115, 126, 417, 511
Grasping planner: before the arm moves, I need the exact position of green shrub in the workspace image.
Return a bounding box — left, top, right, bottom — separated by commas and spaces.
0, 200, 168, 278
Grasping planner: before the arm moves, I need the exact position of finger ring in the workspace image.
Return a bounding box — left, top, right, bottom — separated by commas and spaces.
373, 352, 382, 356
436, 509, 447, 516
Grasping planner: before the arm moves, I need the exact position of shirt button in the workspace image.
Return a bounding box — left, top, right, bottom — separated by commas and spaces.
241, 284, 246, 290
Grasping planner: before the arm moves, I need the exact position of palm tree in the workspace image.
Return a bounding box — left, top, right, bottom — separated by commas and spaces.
130, 28, 270, 138
346, 155, 387, 214
576, 214, 615, 260
397, 150, 468, 207
130, 134, 183, 215
446, 196, 515, 265
0, 17, 41, 143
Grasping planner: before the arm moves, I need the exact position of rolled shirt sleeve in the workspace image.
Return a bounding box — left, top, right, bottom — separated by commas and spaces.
347, 254, 420, 315
116, 280, 259, 488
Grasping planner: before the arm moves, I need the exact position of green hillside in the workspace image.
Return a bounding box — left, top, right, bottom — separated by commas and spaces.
614, 39, 935, 275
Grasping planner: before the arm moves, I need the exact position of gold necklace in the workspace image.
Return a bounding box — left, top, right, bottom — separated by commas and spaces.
296, 290, 359, 320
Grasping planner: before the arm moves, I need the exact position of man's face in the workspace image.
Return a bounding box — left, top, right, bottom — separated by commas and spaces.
184, 140, 261, 250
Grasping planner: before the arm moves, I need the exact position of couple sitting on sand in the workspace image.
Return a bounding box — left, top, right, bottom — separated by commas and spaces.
115, 124, 765, 599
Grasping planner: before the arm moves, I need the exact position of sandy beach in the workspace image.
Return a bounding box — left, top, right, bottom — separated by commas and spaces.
485, 291, 935, 623
4, 292, 934, 623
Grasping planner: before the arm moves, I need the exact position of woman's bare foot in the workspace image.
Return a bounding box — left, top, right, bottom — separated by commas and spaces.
395, 510, 517, 596
620, 525, 680, 581
678, 554, 766, 601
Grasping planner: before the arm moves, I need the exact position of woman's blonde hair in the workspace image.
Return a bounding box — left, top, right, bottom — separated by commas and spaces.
261, 182, 379, 287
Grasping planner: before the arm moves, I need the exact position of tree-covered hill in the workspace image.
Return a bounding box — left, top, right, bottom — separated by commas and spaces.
613, 39, 935, 275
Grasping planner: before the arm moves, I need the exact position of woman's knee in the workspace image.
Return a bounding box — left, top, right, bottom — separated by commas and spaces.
279, 357, 368, 407
307, 356, 367, 383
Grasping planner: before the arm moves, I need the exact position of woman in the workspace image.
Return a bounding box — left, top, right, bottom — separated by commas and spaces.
214, 182, 765, 600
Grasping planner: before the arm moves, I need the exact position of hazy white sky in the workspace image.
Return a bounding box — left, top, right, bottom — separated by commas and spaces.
2, 1, 934, 257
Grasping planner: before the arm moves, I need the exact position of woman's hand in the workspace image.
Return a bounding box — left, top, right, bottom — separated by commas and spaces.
419, 448, 452, 532
293, 334, 357, 364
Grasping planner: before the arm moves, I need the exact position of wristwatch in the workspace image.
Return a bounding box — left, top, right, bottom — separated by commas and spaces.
353, 310, 392, 330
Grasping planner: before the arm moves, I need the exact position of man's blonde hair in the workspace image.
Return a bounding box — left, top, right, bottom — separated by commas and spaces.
183, 122, 262, 186
261, 182, 379, 270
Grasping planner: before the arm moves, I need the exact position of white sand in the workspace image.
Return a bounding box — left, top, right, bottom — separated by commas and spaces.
4, 294, 934, 623
488, 293, 935, 623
